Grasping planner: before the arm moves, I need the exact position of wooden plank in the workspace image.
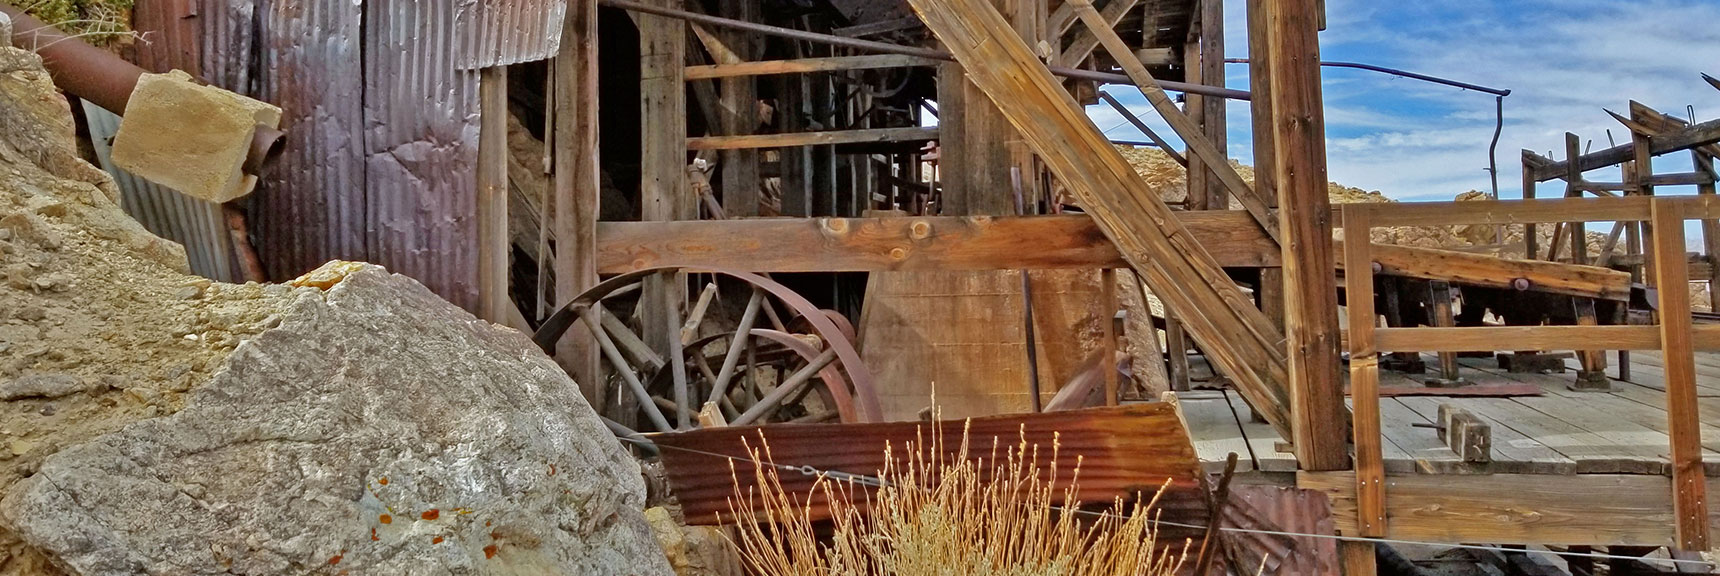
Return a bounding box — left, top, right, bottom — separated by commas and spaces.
685, 54, 938, 79
1071, 0, 1281, 244
595, 212, 1277, 273
685, 126, 939, 150
1376, 325, 1661, 353
476, 67, 510, 324
1469, 396, 1664, 474
595, 213, 1632, 300
1365, 195, 1720, 227
1376, 398, 1466, 474
1337, 239, 1632, 301
1225, 392, 1299, 472
1342, 206, 1384, 535
1653, 198, 1711, 549
553, 0, 602, 399
907, 0, 1296, 439
1529, 117, 1720, 182
1301, 471, 1682, 546
1179, 397, 1259, 473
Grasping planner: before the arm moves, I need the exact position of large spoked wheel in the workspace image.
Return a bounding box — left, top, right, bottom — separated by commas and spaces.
534, 267, 880, 436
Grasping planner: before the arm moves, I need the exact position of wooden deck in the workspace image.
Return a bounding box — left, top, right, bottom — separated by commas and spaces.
1181, 351, 1720, 476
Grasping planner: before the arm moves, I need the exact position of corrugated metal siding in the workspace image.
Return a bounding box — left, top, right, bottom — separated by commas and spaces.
364, 0, 481, 310
454, 0, 566, 70
653, 404, 1209, 529
252, 0, 369, 281
82, 102, 236, 281
1226, 485, 1340, 575
129, 0, 200, 77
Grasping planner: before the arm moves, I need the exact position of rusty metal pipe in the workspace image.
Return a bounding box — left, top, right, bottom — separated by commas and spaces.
0, 2, 142, 115
1, 2, 283, 176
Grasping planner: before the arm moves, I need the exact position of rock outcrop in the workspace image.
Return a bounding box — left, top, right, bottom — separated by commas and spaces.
0, 43, 671, 576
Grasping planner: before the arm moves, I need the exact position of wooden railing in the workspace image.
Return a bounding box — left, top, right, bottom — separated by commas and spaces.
1341, 195, 1719, 550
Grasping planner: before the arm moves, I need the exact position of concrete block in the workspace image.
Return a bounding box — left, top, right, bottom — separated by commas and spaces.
110, 70, 281, 203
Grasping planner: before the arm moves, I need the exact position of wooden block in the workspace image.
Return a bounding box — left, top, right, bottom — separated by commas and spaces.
1437, 404, 1492, 464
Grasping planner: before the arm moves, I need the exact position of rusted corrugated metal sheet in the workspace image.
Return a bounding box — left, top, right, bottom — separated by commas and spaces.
82, 102, 237, 282
363, 0, 481, 309
251, 0, 369, 281
128, 0, 199, 77
454, 0, 567, 70
1224, 485, 1340, 575
653, 404, 1209, 534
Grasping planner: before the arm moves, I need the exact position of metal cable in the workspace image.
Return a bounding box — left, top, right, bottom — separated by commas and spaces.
613, 434, 1715, 568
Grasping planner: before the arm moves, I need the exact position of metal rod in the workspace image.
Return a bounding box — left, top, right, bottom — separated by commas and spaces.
1, 3, 284, 174
1099, 91, 1187, 165
599, 0, 1252, 101
1012, 166, 1043, 413
1224, 57, 1510, 96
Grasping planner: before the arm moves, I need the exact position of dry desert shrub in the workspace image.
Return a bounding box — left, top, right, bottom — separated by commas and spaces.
723, 422, 1186, 576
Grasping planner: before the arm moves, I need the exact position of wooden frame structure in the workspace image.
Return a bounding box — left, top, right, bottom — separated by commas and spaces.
467, 0, 1720, 572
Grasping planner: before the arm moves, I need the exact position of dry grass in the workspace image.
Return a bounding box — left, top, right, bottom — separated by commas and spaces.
20, 0, 137, 46
723, 422, 1186, 576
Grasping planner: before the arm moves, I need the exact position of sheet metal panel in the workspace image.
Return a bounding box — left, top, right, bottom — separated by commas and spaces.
455, 0, 567, 70
364, 0, 481, 310
652, 403, 1209, 533
1225, 485, 1340, 575
252, 0, 369, 281
81, 101, 236, 281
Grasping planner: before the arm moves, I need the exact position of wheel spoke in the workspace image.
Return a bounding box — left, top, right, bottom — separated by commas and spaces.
679, 282, 719, 345
598, 306, 664, 370
664, 287, 691, 430
707, 289, 763, 405
579, 305, 673, 432
732, 348, 838, 426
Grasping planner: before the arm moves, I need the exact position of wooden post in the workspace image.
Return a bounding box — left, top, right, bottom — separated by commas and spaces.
716, 0, 759, 217
640, 0, 689, 357
1342, 205, 1385, 538
1652, 198, 1709, 551
1183, 35, 1208, 213
477, 67, 511, 325
1266, 0, 1367, 570
554, 0, 602, 401
1198, 0, 1227, 211
1249, 0, 1286, 333
1522, 153, 1538, 259
1265, 0, 1347, 469
1565, 133, 1588, 265
910, 0, 1296, 439
1696, 150, 1720, 313
1423, 281, 1464, 386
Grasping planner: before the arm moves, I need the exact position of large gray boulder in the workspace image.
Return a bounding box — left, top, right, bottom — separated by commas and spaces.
0, 262, 673, 576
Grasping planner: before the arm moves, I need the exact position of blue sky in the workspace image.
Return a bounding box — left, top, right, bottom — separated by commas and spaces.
1089, 0, 1720, 206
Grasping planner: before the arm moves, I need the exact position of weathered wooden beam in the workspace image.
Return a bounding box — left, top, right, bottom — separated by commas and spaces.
1335, 239, 1633, 301
597, 215, 1634, 299
1195, 0, 1226, 211
1070, 0, 1281, 244
638, 0, 687, 427
553, 0, 602, 399
1302, 471, 1720, 546
685, 126, 938, 150
685, 54, 938, 79
715, 0, 758, 218
1530, 118, 1720, 182
1056, 0, 1143, 68
596, 213, 1266, 272
1652, 198, 1710, 551
477, 67, 510, 325
1364, 196, 1720, 227
1342, 206, 1385, 537
1267, 0, 1347, 473
907, 0, 1295, 439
